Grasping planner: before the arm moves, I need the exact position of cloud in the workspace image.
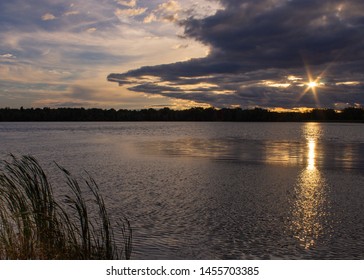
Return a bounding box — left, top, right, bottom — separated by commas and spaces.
144, 0, 181, 23
64, 11, 80, 16
115, 7, 147, 17
109, 0, 364, 109
86, 27, 97, 33
1, 0, 213, 109
41, 13, 56, 21
143, 13, 157, 23
159, 0, 180, 12
142, 0, 221, 24
117, 0, 137, 8
173, 44, 189, 49
0, 53, 16, 59
45, 101, 89, 107
69, 85, 98, 100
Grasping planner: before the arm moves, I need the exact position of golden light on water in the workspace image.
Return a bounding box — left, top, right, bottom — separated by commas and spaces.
291, 167, 326, 249
290, 123, 328, 249
307, 139, 316, 170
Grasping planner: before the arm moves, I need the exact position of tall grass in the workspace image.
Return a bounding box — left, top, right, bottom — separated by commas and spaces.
0, 155, 132, 259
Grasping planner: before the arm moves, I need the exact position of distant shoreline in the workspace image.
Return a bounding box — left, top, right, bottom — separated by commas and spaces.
0, 107, 363, 122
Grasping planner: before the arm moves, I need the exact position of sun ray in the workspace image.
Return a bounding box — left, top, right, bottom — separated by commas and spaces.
295, 48, 347, 109
295, 60, 328, 108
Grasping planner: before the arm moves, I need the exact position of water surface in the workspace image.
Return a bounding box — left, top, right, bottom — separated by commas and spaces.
0, 122, 363, 259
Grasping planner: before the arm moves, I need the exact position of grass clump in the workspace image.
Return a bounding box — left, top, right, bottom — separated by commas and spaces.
0, 155, 132, 259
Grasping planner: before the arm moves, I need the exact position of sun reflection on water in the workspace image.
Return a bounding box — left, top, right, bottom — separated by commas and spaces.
307, 139, 316, 170
290, 123, 328, 249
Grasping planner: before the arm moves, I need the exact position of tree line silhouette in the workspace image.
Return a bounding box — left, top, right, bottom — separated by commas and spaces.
0, 107, 363, 122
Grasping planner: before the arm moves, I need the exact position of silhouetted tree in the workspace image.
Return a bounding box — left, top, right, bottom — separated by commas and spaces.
0, 106, 363, 122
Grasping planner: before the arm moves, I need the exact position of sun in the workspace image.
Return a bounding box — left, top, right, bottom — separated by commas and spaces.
297, 59, 332, 108
297, 73, 323, 107
307, 81, 318, 88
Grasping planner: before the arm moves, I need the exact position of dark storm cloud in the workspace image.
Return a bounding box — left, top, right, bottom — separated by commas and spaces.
108, 0, 364, 108
184, 0, 363, 67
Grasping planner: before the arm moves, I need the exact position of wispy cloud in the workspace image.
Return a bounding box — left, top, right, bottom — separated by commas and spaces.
0, 0, 212, 108
117, 0, 137, 8
0, 53, 16, 59
64, 10, 80, 16
115, 7, 147, 17
41, 13, 56, 21
86, 27, 97, 33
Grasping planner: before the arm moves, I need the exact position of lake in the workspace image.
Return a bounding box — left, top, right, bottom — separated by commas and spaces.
0, 122, 364, 259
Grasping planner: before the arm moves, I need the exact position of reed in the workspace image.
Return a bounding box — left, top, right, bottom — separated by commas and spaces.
0, 155, 132, 259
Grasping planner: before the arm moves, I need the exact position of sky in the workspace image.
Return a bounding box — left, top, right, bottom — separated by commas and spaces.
1, 0, 363, 110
